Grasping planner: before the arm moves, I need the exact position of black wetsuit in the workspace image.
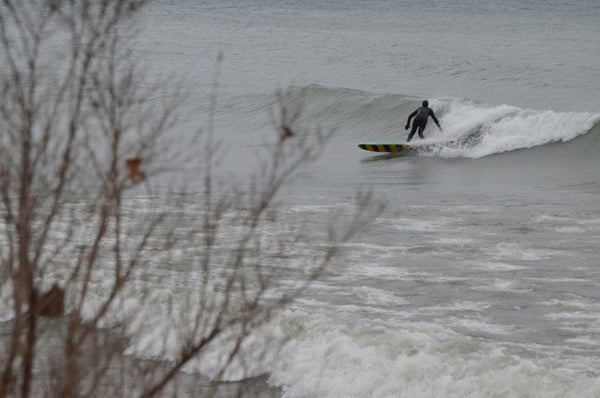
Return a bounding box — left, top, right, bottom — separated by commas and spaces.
405, 106, 441, 142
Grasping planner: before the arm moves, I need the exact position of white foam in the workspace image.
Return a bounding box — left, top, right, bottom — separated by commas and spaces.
433, 237, 474, 246
423, 301, 491, 313
469, 261, 529, 271
566, 336, 600, 347
542, 311, 600, 322
452, 317, 515, 335
535, 214, 600, 234
488, 242, 558, 261
352, 285, 408, 306
471, 279, 533, 294
265, 310, 598, 398
340, 265, 410, 279
555, 226, 585, 233
392, 217, 451, 232
431, 99, 600, 158
541, 298, 599, 311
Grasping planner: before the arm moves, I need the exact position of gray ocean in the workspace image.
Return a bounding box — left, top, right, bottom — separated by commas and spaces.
77, 1, 600, 396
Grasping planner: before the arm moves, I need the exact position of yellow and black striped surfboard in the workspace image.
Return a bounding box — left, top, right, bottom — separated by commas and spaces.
357, 143, 412, 153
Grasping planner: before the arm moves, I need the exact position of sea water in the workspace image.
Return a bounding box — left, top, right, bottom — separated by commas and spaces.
131, 2, 600, 395
8, 1, 600, 396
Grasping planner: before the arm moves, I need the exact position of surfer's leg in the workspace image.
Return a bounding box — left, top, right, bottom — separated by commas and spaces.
417, 121, 427, 139
407, 124, 418, 142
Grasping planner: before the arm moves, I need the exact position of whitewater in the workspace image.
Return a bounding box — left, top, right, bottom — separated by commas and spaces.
4, 0, 600, 397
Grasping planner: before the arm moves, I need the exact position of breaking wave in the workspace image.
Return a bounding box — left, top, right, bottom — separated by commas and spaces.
250, 84, 600, 159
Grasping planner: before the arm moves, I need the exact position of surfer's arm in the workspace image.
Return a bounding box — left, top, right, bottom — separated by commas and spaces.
405, 110, 417, 129
430, 110, 442, 131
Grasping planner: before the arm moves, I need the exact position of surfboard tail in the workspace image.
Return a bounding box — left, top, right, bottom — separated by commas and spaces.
358, 143, 410, 153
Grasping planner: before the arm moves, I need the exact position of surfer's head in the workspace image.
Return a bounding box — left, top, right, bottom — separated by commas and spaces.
422, 100, 429, 107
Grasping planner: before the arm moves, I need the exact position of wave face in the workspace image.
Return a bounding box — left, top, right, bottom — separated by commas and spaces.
285, 85, 600, 156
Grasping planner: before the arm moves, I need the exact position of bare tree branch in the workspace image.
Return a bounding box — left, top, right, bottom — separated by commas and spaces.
0, 2, 380, 397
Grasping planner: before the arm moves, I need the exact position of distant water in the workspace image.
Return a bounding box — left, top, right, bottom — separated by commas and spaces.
138, 0, 600, 112
10, 1, 600, 397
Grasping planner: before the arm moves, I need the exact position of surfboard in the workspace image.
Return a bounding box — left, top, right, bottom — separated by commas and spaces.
357, 143, 414, 153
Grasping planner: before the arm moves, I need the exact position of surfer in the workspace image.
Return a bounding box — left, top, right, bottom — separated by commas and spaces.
405, 100, 442, 142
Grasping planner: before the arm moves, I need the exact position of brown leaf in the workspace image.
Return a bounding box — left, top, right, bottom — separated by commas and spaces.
126, 157, 146, 182
36, 283, 65, 318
